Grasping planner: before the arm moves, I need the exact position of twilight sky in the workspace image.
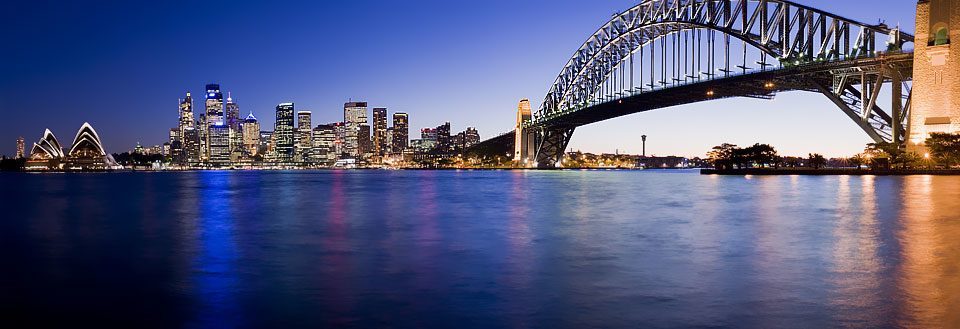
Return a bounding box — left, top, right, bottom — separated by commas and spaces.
1, 0, 917, 158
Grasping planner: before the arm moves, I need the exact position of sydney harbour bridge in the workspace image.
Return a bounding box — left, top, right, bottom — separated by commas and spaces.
469, 0, 918, 168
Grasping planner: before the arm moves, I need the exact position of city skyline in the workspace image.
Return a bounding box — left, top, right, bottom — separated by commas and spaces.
1, 1, 920, 158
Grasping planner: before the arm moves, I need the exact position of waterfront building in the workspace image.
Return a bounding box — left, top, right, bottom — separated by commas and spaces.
64, 123, 115, 170
420, 128, 437, 142
392, 112, 409, 152
178, 92, 195, 143
183, 127, 200, 164
908, 0, 960, 152
410, 138, 437, 153
197, 114, 207, 161
242, 112, 261, 156
204, 84, 223, 161
343, 101, 367, 158
225, 92, 242, 155
297, 111, 312, 162
359, 124, 371, 159
208, 123, 231, 165
275, 103, 295, 162
435, 122, 451, 152
333, 122, 345, 157
372, 107, 387, 157
25, 129, 64, 170
259, 131, 273, 158
312, 124, 336, 166
16, 136, 24, 159
464, 127, 480, 148
385, 127, 394, 154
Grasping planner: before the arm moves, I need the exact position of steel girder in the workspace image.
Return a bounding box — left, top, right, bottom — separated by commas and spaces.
537, 0, 914, 121
534, 127, 576, 168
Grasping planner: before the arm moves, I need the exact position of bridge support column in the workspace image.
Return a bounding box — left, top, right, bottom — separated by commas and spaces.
534, 127, 575, 168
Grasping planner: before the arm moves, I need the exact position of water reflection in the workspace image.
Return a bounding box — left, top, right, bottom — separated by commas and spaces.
191, 172, 241, 328
896, 176, 960, 327
4, 171, 960, 327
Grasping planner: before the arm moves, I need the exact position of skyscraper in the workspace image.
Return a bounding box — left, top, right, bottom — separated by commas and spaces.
204, 84, 224, 162
464, 127, 480, 148
242, 112, 261, 156
16, 136, 25, 159
385, 127, 394, 154
208, 123, 231, 165
297, 111, 313, 162
275, 103, 295, 162
312, 124, 336, 165
392, 112, 409, 153
177, 92, 196, 163
334, 122, 345, 157
359, 124, 371, 158
183, 127, 200, 164
372, 107, 387, 157
178, 92, 195, 140
435, 122, 451, 152
343, 101, 367, 158
225, 92, 242, 154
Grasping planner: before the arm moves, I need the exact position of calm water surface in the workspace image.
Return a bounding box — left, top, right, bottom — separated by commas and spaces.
1, 170, 959, 328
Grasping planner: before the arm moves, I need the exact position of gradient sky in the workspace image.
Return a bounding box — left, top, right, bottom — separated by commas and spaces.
0, 0, 918, 158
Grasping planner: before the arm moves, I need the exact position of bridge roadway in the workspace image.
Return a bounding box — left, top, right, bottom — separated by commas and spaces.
467, 52, 914, 163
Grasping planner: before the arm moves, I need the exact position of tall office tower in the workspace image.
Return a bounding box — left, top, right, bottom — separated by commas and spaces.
908, 0, 960, 152
343, 101, 368, 158
208, 123, 230, 165
312, 124, 336, 165
435, 122, 451, 152
16, 136, 25, 159
242, 112, 261, 156
372, 108, 387, 156
259, 131, 273, 157
274, 103, 295, 162
183, 127, 200, 164
334, 122, 345, 157
359, 124, 371, 158
204, 84, 224, 161
392, 112, 409, 152
464, 127, 480, 148
385, 127, 394, 154
225, 92, 242, 153
178, 92, 195, 140
297, 111, 313, 162
197, 114, 207, 159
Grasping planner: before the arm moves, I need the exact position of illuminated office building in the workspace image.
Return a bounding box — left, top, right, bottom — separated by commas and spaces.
242, 112, 261, 156
372, 107, 387, 157
204, 84, 223, 161
392, 112, 408, 153
297, 111, 312, 162
275, 103, 295, 162
343, 101, 367, 158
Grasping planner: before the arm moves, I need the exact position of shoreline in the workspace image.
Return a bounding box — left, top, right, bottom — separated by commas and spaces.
700, 168, 960, 176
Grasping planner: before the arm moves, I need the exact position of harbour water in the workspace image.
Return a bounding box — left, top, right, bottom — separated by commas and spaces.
2, 170, 959, 328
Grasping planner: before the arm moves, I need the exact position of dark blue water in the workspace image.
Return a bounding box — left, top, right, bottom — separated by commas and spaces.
2, 170, 959, 328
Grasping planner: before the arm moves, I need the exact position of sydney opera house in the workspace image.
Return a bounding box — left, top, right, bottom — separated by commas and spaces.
25, 122, 118, 171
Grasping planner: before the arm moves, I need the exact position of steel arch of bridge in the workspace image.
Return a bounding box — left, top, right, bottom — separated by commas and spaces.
525, 0, 915, 168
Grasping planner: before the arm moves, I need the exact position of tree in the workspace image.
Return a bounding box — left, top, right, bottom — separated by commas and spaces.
808, 153, 827, 169
925, 132, 960, 168
744, 143, 778, 168
707, 143, 738, 170
849, 154, 865, 170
